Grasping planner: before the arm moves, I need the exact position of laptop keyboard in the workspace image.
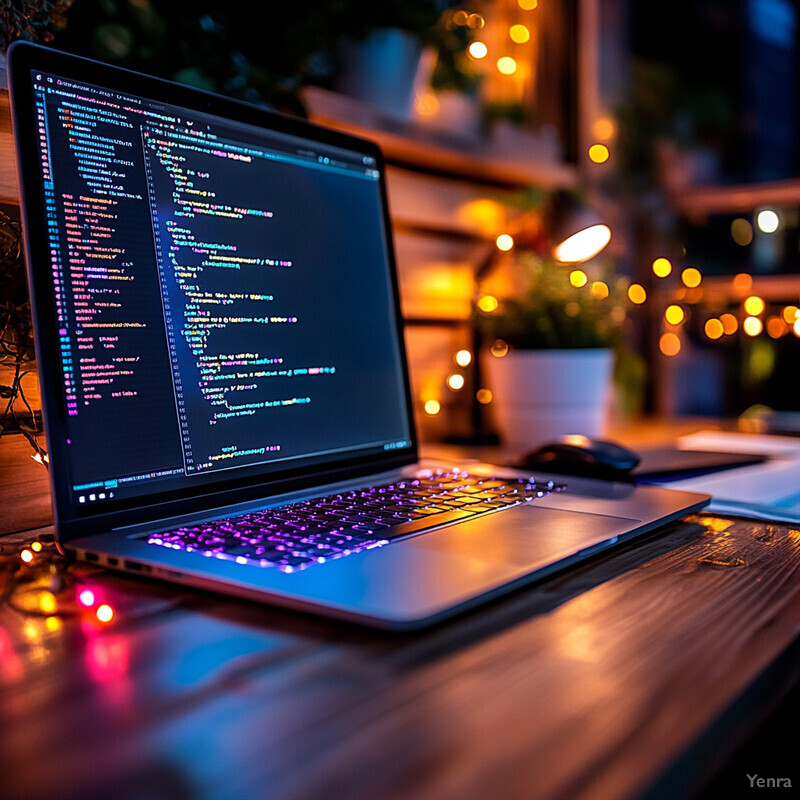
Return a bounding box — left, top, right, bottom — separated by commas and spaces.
146, 470, 567, 573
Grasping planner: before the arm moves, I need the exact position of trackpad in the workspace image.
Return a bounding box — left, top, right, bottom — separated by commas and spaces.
411, 504, 640, 567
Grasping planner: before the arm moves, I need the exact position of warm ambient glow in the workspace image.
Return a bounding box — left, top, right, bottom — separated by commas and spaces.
414, 92, 439, 117
476, 388, 493, 404
468, 41, 488, 59
665, 304, 685, 325
477, 294, 499, 313
681, 267, 702, 288
720, 313, 738, 335
652, 257, 673, 278
495, 233, 514, 251
628, 284, 647, 304
569, 269, 588, 288
591, 281, 609, 299
733, 273, 753, 293
424, 400, 441, 415
447, 373, 465, 391
455, 349, 472, 367
756, 209, 780, 233
704, 318, 724, 340
731, 218, 754, 246
743, 316, 763, 336
509, 24, 531, 43
743, 295, 765, 316
588, 144, 610, 164
592, 118, 616, 140
553, 224, 611, 264
497, 56, 518, 75
659, 332, 681, 356
518, 0, 539, 9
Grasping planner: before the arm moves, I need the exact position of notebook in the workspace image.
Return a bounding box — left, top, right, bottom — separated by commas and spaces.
8, 42, 709, 629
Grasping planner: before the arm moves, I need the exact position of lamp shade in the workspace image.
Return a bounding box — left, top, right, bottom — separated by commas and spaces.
547, 194, 611, 264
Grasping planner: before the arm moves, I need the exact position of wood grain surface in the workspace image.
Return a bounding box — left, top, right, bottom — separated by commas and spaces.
1, 507, 799, 800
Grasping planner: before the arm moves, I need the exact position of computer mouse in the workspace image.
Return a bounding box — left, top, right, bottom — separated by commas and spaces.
518, 434, 641, 479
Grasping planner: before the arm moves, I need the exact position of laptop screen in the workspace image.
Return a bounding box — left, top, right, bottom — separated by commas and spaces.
12, 47, 415, 520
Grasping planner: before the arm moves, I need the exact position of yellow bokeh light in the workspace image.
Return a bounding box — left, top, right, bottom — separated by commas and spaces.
628, 283, 647, 304
766, 316, 787, 338
455, 349, 472, 367
490, 339, 509, 357
681, 267, 702, 288
467, 13, 485, 29
743, 316, 763, 336
592, 118, 616, 141
659, 332, 681, 357
39, 591, 57, 615
733, 273, 753, 293
31, 541, 43, 552
447, 373, 465, 391
45, 616, 62, 633
588, 143, 610, 164
720, 313, 738, 335
518, 0, 539, 9
497, 56, 518, 75
704, 318, 724, 340
424, 399, 441, 416
652, 257, 672, 277
20, 549, 33, 563
731, 218, 754, 246
665, 304, 685, 325
96, 604, 115, 623
509, 24, 531, 43
794, 318, 800, 337
468, 41, 488, 59
553, 224, 611, 264
495, 233, 514, 251
453, 9, 469, 25
756, 209, 780, 233
476, 388, 493, 404
591, 281, 609, 299
569, 269, 588, 288
743, 295, 765, 316
783, 305, 799, 323
477, 294, 499, 313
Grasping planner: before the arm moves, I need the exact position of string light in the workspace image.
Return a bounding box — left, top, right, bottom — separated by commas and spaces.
627, 284, 647, 304
424, 400, 441, 415
509, 24, 531, 44
477, 295, 499, 313
652, 257, 672, 277
659, 332, 681, 356
756, 209, 780, 233
96, 604, 114, 623
704, 318, 724, 340
569, 269, 588, 288
495, 233, 514, 251
447, 374, 465, 391
665, 305, 685, 325
588, 144, 610, 164
743, 316, 763, 336
476, 389, 493, 404
20, 549, 34, 564
468, 41, 488, 59
490, 339, 509, 357
496, 56, 518, 75
743, 296, 765, 316
720, 313, 738, 335
681, 267, 702, 288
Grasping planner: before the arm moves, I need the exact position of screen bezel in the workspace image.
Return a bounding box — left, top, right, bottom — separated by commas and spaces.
8, 42, 418, 543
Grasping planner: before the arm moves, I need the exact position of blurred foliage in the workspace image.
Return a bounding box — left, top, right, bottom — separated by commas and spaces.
0, 0, 73, 50
477, 253, 631, 350
45, 0, 469, 115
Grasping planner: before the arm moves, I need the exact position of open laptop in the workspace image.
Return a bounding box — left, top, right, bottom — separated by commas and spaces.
8, 42, 709, 629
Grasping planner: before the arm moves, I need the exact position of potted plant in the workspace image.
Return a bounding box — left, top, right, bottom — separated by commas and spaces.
476, 251, 637, 452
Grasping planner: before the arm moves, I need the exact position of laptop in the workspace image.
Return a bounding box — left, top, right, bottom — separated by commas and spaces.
8, 42, 709, 629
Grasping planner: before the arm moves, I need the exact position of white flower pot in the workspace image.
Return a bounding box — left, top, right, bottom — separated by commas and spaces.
485, 348, 614, 452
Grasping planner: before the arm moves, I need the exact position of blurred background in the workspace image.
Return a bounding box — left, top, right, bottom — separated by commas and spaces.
3, 0, 800, 452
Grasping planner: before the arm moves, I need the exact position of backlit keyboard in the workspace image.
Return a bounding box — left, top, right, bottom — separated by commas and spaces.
147, 470, 567, 572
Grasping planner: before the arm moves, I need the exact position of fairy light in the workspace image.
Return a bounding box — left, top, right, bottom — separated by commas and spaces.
681, 267, 702, 288
720, 313, 738, 335
665, 304, 685, 325
766, 316, 787, 338
592, 118, 616, 141
518, 0, 538, 9
455, 349, 472, 367
627, 284, 647, 304
509, 24, 531, 43
424, 399, 441, 415
733, 273, 753, 293
794, 317, 800, 337
468, 41, 488, 59
497, 56, 518, 75
731, 218, 753, 246
743, 316, 763, 336
591, 281, 609, 299
490, 339, 509, 357
447, 373, 465, 391
495, 233, 514, 251
652, 257, 672, 278
96, 604, 114, 624
477, 295, 499, 313
476, 388, 493, 404
31, 541, 43, 553
783, 305, 799, 324
743, 295, 765, 316
756, 209, 780, 233
20, 549, 34, 564
78, 588, 96, 607
569, 269, 588, 288
704, 318, 724, 340
588, 144, 610, 164
659, 332, 681, 356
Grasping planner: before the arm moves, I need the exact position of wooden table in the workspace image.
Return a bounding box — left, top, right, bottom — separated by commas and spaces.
1, 432, 799, 800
